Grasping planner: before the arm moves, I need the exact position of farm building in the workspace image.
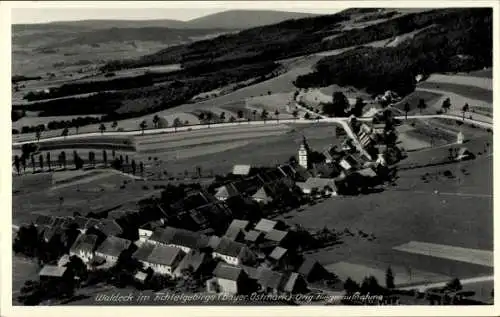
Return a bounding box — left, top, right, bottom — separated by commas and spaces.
296, 177, 337, 196
212, 237, 256, 266
94, 236, 132, 267
207, 263, 250, 295
141, 245, 185, 277
69, 234, 99, 266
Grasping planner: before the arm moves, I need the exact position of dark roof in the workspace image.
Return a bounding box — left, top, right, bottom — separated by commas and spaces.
150, 226, 209, 250
175, 251, 207, 273
96, 236, 131, 258
70, 234, 98, 254
146, 245, 183, 266
132, 243, 155, 262
149, 227, 177, 245
241, 265, 259, 279
213, 262, 243, 281
244, 230, 263, 242
52, 217, 66, 228
73, 216, 90, 229
140, 220, 165, 231
34, 214, 55, 227
277, 164, 296, 178
298, 258, 320, 276
95, 219, 123, 237
256, 267, 284, 290
42, 225, 64, 242
214, 237, 246, 258
60, 217, 75, 229
85, 218, 101, 229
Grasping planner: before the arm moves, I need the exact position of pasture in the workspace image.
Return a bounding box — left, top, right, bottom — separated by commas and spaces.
425, 73, 492, 91
417, 82, 492, 104
278, 155, 493, 282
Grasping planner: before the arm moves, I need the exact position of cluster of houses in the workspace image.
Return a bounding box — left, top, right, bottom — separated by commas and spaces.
33, 210, 329, 297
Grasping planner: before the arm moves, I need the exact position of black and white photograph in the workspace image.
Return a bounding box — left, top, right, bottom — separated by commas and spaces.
2, 0, 497, 313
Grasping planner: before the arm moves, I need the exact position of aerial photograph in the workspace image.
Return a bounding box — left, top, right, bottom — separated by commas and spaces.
8, 2, 494, 308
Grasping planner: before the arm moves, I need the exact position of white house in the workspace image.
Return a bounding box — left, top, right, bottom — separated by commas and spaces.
142, 245, 185, 276
212, 238, 256, 266
69, 234, 99, 266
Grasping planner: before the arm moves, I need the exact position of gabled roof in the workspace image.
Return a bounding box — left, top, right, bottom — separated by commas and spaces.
282, 272, 302, 293
39, 265, 67, 277
214, 183, 240, 199
85, 218, 101, 230
277, 164, 296, 178
73, 216, 90, 230
149, 227, 178, 245
208, 235, 221, 250
213, 262, 243, 281
133, 243, 155, 262
41, 225, 64, 242
256, 267, 284, 290
254, 219, 278, 233
241, 265, 259, 279
52, 217, 66, 228
140, 220, 165, 231
33, 214, 55, 227
95, 219, 123, 237
224, 226, 244, 241
252, 186, 274, 203
214, 237, 247, 258
174, 251, 208, 274
356, 167, 378, 178
60, 217, 75, 229
96, 236, 131, 258
269, 246, 288, 260
229, 219, 250, 230
146, 245, 183, 267
150, 226, 209, 250
232, 165, 252, 176
264, 229, 288, 243
298, 258, 320, 276
244, 230, 264, 242
303, 177, 337, 190
70, 234, 98, 254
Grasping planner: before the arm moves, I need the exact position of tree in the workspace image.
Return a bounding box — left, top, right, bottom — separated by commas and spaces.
304, 112, 311, 120
206, 112, 213, 127
111, 121, 118, 130
21, 156, 26, 173
39, 154, 44, 171
173, 117, 182, 132
344, 277, 360, 295
260, 109, 268, 122
360, 275, 382, 295
61, 151, 67, 169
274, 109, 280, 123
103, 150, 108, 167
292, 110, 299, 122
75, 123, 80, 134
252, 109, 257, 121
446, 278, 463, 291
35, 129, 42, 143
441, 98, 451, 113
229, 116, 236, 123
139, 162, 144, 175
352, 97, 365, 117
237, 110, 244, 122
327, 91, 349, 117
385, 267, 395, 289
99, 123, 106, 135
152, 115, 160, 128
462, 103, 469, 121
139, 120, 147, 135
31, 154, 36, 173
131, 160, 136, 175
417, 98, 427, 114
46, 152, 51, 171
219, 112, 226, 123
14, 155, 21, 175
61, 127, 69, 138
404, 102, 410, 120
112, 149, 116, 158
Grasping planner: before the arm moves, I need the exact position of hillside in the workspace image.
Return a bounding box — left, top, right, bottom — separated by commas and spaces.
185, 9, 319, 29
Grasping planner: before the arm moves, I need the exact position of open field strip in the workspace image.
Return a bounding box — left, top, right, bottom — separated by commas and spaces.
398, 275, 494, 292
49, 170, 117, 191
393, 241, 493, 267
139, 141, 251, 160
425, 74, 493, 91
325, 261, 450, 286
417, 82, 492, 104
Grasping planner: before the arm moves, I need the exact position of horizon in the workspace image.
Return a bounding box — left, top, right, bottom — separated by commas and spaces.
11, 7, 342, 25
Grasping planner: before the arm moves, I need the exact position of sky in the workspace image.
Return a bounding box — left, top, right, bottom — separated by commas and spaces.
10, 2, 344, 24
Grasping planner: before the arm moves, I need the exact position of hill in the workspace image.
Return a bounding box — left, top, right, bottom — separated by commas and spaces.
184, 9, 319, 29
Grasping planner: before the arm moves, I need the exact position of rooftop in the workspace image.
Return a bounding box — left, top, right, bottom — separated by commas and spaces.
96, 236, 131, 258
255, 219, 278, 233
70, 234, 99, 254
147, 245, 184, 267
244, 230, 264, 242
264, 229, 288, 243
232, 164, 252, 176
213, 262, 243, 281
269, 246, 288, 260
39, 265, 67, 277
214, 237, 247, 257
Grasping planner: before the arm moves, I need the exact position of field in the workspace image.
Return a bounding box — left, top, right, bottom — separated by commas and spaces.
392, 90, 443, 114
417, 82, 492, 104
12, 256, 40, 304
455, 68, 493, 78
277, 154, 493, 284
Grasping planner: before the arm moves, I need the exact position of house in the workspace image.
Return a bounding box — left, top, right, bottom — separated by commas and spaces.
298, 258, 328, 282
57, 254, 71, 267
213, 237, 256, 266
277, 164, 297, 178
264, 229, 290, 247
208, 235, 221, 250
149, 226, 209, 253
72, 216, 90, 233
138, 220, 165, 243
207, 263, 249, 295
355, 167, 378, 178
281, 272, 309, 294
142, 245, 185, 276
244, 230, 265, 245
296, 177, 337, 196
69, 234, 99, 265
94, 236, 132, 266
95, 219, 123, 237
251, 186, 274, 204
267, 246, 291, 269
134, 271, 152, 284
214, 183, 240, 201
173, 251, 210, 278
228, 219, 251, 231
254, 219, 285, 233
372, 123, 386, 134
132, 243, 155, 265
232, 164, 252, 176
32, 213, 54, 227
39, 265, 70, 280
224, 225, 246, 242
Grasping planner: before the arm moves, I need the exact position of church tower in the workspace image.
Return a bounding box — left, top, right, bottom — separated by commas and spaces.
298, 135, 310, 169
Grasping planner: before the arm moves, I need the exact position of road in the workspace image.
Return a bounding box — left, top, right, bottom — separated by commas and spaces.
12, 113, 492, 147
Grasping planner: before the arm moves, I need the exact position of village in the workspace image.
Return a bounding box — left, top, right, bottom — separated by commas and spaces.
13, 109, 425, 305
